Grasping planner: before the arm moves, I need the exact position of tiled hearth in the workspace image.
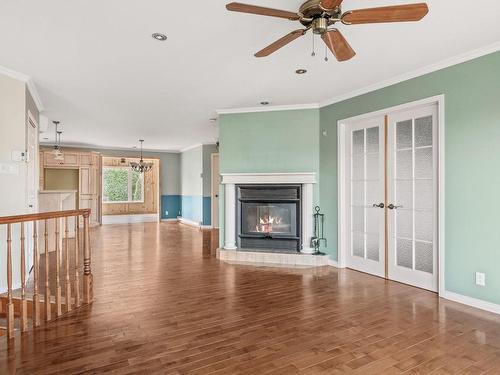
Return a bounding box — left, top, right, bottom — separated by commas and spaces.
217, 248, 330, 267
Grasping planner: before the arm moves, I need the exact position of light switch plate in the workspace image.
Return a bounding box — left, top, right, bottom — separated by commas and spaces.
476, 272, 486, 287
11, 150, 26, 162
0, 162, 20, 175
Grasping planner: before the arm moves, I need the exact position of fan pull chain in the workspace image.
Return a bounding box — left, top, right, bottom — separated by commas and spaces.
311, 33, 315, 57
324, 43, 329, 62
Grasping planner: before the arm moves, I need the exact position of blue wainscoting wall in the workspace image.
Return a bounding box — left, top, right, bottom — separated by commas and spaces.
161, 195, 211, 225
161, 195, 181, 220
202, 197, 211, 226
180, 195, 203, 224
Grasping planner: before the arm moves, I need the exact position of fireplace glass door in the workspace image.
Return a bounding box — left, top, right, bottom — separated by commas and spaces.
242, 203, 297, 236
237, 185, 301, 252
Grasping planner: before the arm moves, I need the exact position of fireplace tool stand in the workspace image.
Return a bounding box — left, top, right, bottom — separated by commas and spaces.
311, 206, 327, 255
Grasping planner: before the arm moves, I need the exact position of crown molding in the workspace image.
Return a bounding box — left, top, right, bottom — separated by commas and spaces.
39, 142, 180, 154
179, 143, 202, 153
0, 65, 44, 111
26, 78, 44, 112
319, 41, 500, 108
216, 103, 319, 115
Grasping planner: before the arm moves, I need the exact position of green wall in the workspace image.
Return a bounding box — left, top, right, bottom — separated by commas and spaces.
320, 51, 500, 305
218, 51, 500, 307
218, 109, 320, 247
220, 109, 320, 175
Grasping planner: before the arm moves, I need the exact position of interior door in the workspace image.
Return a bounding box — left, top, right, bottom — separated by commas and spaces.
345, 116, 386, 277
211, 153, 220, 228
387, 104, 438, 291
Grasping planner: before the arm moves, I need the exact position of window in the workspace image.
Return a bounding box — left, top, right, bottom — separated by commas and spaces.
103, 167, 144, 203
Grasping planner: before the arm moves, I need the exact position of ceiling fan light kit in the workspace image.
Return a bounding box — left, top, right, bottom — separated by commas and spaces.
226, 0, 428, 62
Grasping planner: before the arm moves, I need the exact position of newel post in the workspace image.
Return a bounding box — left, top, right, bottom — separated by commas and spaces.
83, 210, 93, 304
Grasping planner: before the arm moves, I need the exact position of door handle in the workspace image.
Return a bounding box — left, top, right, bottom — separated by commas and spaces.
372, 203, 385, 208
387, 204, 403, 210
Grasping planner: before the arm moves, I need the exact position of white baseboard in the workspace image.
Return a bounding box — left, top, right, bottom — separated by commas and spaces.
178, 217, 201, 228
440, 290, 500, 315
201, 225, 213, 230
161, 218, 178, 222
102, 214, 159, 225
328, 259, 339, 268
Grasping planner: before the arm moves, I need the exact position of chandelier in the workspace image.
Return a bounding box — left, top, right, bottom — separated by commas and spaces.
51, 121, 64, 160
130, 139, 153, 173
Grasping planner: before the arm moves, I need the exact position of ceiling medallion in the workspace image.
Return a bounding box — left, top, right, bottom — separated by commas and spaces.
130, 139, 153, 173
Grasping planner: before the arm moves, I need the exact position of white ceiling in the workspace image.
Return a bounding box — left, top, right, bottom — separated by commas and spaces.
1, 0, 499, 151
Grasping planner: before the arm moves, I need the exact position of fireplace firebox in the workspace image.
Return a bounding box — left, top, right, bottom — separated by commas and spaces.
237, 185, 301, 252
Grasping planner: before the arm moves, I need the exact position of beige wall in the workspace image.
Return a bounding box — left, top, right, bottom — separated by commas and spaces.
0, 72, 40, 292
44, 168, 79, 191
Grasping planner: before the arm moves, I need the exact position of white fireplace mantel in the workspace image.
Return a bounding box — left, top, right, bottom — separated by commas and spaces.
221, 172, 317, 254
220, 172, 316, 185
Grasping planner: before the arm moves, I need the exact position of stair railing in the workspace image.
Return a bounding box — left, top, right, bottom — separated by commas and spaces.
0, 209, 93, 340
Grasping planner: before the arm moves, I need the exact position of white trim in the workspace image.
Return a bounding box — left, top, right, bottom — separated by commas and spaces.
102, 214, 159, 224
0, 65, 44, 111
216, 103, 319, 115
437, 96, 446, 297
320, 41, 500, 108
441, 291, 500, 316
161, 218, 178, 222
178, 217, 201, 228
220, 172, 317, 185
201, 225, 213, 230
328, 259, 339, 268
337, 95, 445, 293
180, 143, 202, 153
26, 79, 44, 111
211, 153, 220, 229
0, 64, 30, 82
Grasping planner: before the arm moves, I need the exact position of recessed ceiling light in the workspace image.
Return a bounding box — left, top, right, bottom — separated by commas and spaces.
295, 69, 307, 75
152, 33, 167, 41
260, 101, 270, 106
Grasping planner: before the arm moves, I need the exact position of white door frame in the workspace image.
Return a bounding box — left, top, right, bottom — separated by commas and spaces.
211, 153, 220, 229
337, 95, 445, 296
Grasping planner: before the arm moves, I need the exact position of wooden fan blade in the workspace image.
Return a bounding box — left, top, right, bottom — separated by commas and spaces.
342, 3, 429, 24
226, 2, 299, 20
255, 30, 306, 57
321, 29, 356, 61
320, 0, 343, 11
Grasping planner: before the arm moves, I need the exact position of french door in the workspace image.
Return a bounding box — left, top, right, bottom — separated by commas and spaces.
345, 103, 438, 292
345, 116, 386, 278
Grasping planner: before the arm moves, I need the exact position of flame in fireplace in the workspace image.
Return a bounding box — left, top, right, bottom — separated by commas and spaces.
255, 214, 282, 233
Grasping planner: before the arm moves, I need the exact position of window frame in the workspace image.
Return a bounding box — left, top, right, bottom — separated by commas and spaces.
102, 166, 145, 204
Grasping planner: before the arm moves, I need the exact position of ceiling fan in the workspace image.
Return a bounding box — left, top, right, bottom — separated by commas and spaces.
226, 0, 429, 61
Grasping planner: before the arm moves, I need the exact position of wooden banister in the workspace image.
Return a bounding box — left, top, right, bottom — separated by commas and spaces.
20, 222, 28, 332
0, 209, 91, 225
33, 221, 41, 327
1, 208, 93, 341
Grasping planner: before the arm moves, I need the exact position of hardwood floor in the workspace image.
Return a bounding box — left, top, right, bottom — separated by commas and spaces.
1, 222, 500, 374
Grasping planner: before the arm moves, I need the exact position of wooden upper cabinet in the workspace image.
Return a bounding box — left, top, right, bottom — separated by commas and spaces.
80, 153, 93, 166
43, 151, 79, 167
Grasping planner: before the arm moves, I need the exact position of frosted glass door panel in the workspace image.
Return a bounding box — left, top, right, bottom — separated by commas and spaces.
345, 117, 385, 277
387, 105, 438, 292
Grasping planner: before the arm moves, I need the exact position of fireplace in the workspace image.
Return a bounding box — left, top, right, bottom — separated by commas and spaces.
237, 185, 301, 252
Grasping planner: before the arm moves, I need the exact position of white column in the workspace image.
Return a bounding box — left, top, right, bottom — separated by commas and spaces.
301, 183, 315, 254
224, 183, 237, 249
